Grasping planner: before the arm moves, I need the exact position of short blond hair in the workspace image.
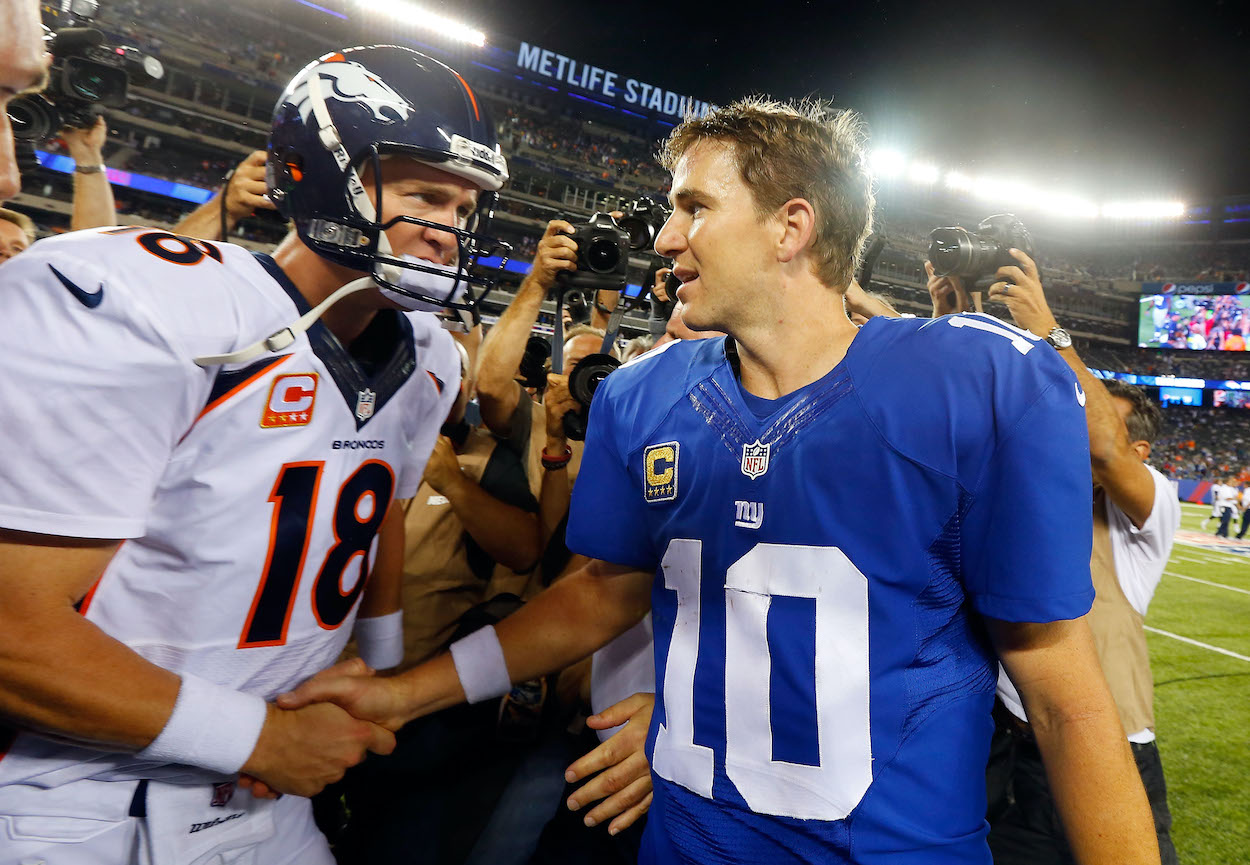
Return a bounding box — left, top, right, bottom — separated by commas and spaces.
659, 97, 874, 290
0, 207, 36, 244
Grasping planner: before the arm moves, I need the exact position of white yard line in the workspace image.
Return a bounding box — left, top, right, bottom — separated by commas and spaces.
1144, 626, 1250, 664
1172, 543, 1250, 565
1164, 571, 1250, 596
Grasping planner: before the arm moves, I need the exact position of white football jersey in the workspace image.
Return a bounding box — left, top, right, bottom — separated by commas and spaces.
0, 227, 459, 788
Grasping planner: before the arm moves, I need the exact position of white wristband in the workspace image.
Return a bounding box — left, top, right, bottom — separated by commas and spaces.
355, 610, 404, 670
137, 673, 267, 776
449, 625, 512, 704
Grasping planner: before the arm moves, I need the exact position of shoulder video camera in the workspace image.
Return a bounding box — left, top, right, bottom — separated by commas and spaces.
8, 20, 163, 144
927, 214, 1034, 281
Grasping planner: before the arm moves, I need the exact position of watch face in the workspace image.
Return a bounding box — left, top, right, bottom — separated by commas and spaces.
1048, 328, 1072, 348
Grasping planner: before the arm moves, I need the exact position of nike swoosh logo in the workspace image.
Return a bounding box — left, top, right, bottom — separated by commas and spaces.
49, 264, 104, 309
1075, 383, 1087, 407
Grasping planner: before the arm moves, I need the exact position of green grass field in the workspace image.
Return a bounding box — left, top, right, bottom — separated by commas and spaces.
1148, 501, 1250, 863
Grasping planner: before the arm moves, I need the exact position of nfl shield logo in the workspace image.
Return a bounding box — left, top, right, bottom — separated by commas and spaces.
355, 388, 376, 421
210, 781, 235, 808
741, 439, 771, 479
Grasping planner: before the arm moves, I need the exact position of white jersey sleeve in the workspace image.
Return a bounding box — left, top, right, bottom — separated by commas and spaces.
395, 312, 462, 499
1106, 464, 1180, 616
0, 238, 206, 538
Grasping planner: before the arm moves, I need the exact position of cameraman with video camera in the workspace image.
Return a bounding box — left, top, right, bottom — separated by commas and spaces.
921, 217, 1179, 865
5, 4, 162, 230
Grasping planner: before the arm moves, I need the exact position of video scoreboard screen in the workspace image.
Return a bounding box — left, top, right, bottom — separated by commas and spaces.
1214, 390, 1250, 409
1138, 282, 1250, 350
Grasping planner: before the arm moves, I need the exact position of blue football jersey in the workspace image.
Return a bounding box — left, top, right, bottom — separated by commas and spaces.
566, 314, 1095, 864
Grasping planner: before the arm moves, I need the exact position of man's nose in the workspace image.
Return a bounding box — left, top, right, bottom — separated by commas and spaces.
654, 215, 685, 259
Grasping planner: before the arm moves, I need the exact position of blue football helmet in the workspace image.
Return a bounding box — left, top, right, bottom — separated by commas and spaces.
267, 45, 510, 324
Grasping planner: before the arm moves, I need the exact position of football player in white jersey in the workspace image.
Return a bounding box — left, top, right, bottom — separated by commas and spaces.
0, 45, 510, 864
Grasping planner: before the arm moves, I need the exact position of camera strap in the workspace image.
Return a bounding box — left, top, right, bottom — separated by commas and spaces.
600, 302, 628, 355
550, 291, 568, 376
548, 290, 629, 376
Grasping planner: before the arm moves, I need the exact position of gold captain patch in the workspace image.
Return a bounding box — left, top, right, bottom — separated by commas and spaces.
643, 441, 679, 503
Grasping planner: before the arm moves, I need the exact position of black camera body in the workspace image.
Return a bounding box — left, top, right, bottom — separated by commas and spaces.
517, 336, 552, 390
562, 352, 621, 441
8, 26, 163, 143
557, 212, 630, 292
550, 198, 672, 437
616, 197, 671, 252
928, 214, 1034, 281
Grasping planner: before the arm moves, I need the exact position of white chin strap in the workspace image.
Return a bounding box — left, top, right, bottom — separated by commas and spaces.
194, 69, 470, 368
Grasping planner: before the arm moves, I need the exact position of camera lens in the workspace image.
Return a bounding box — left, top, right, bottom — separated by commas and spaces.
928, 227, 971, 277
6, 97, 56, 142
586, 236, 621, 273
568, 354, 621, 406
618, 216, 651, 250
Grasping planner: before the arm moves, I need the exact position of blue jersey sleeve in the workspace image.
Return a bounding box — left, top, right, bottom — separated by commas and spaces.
566, 374, 658, 570
960, 374, 1095, 622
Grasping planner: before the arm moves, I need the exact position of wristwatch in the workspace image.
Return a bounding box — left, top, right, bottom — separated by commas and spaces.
74, 164, 106, 174
1043, 325, 1072, 350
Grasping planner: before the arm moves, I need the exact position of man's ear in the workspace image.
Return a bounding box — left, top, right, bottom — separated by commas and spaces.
1134, 441, 1151, 462
776, 198, 815, 265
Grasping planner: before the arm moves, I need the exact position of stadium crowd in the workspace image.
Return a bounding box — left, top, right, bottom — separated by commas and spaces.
1151, 407, 1250, 482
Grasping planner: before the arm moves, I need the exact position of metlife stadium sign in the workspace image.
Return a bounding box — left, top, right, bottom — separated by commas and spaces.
514, 42, 717, 121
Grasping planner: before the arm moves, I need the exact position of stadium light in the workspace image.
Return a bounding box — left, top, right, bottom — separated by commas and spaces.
1035, 192, 1100, 219
972, 176, 1037, 207
870, 148, 907, 179
1100, 201, 1187, 220
350, 0, 487, 47
868, 144, 1185, 221
944, 170, 973, 191
907, 161, 940, 185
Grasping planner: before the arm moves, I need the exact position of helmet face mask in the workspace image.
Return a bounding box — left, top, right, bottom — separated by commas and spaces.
268, 46, 512, 324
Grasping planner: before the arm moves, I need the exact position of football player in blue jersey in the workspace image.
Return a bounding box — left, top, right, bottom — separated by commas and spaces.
283, 97, 1159, 864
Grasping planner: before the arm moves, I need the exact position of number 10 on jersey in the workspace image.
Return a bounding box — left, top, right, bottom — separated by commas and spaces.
653, 539, 874, 821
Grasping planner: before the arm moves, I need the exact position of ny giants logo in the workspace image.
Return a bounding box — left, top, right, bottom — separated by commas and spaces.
734, 501, 764, 530
294, 58, 414, 126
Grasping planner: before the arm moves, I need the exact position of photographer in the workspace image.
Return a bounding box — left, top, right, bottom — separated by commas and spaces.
475, 217, 655, 852
477, 219, 577, 438
173, 150, 278, 241
976, 248, 1180, 865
